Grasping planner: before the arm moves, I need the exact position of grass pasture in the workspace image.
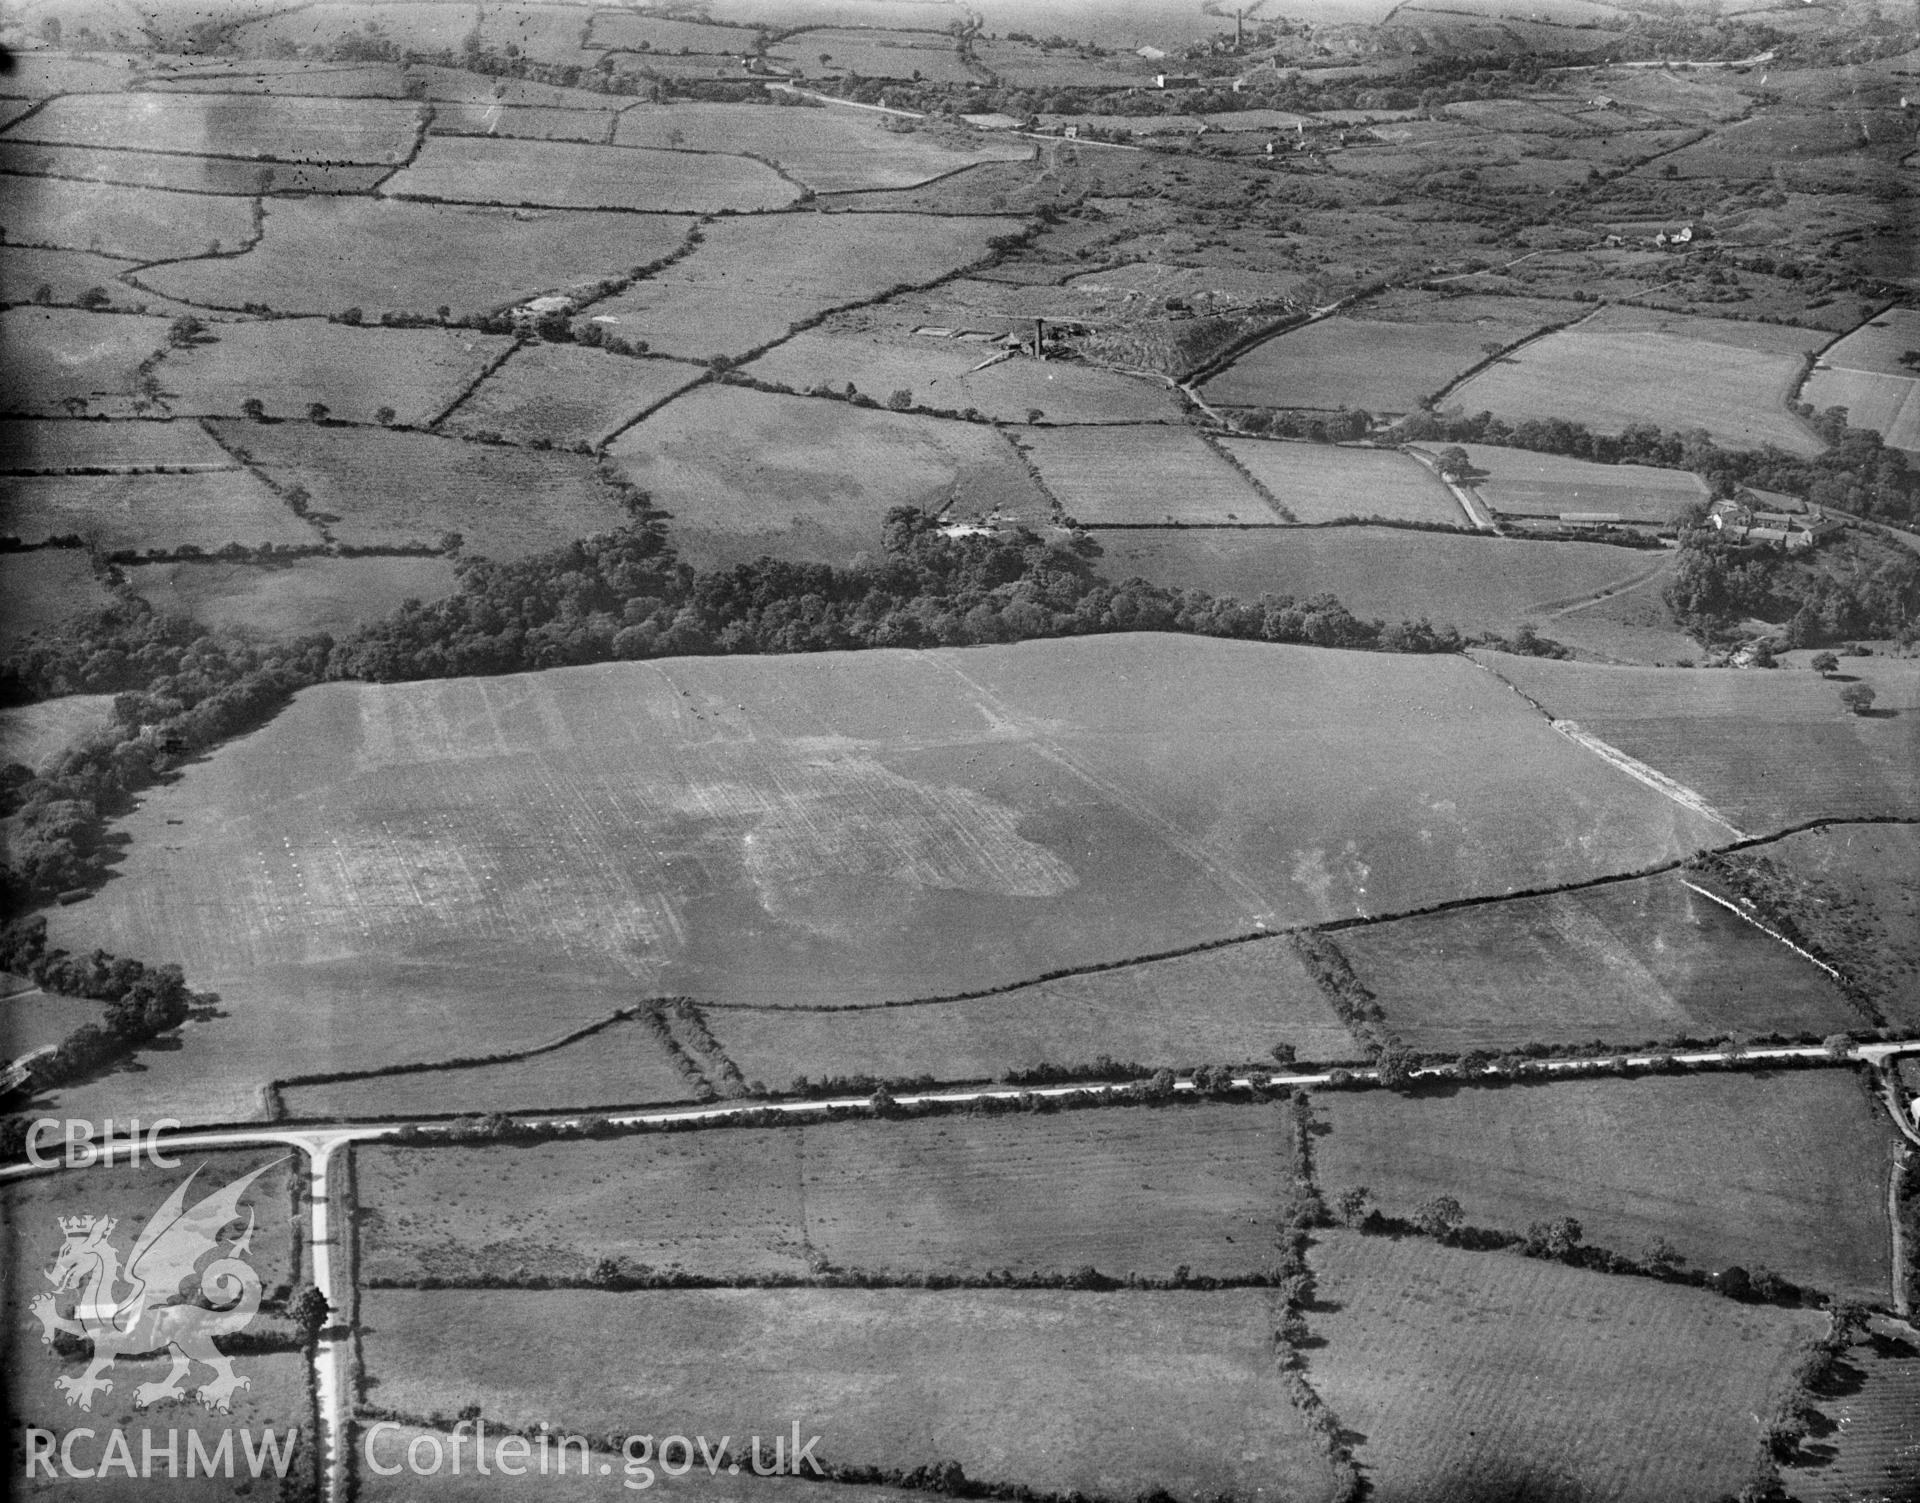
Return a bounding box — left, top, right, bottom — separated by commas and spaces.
382, 135, 799, 213
0, 306, 172, 416
613, 105, 1032, 194
127, 555, 460, 639
1, 469, 318, 552
773, 29, 977, 83
357, 1102, 1294, 1284
0, 416, 232, 473
1450, 307, 1828, 456
1481, 654, 1920, 831
444, 343, 702, 447
1, 985, 107, 1057
1306, 1230, 1823, 1503
1, 140, 393, 195
281, 1013, 698, 1124
1338, 869, 1860, 1052
587, 11, 758, 51
41, 637, 1728, 1122
0, 692, 113, 776
706, 936, 1360, 1087
11, 92, 425, 164
1452, 442, 1709, 523
1314, 1071, 1895, 1301
426, 101, 614, 142
580, 283, 822, 363
1015, 425, 1272, 524
1732, 822, 1920, 1029
1800, 364, 1920, 453
971, 39, 1144, 88
0, 245, 151, 314
1218, 440, 1461, 525
160, 321, 516, 428
205, 420, 626, 559
227, 1, 480, 58
609, 384, 1048, 566
1815, 305, 1920, 377
136, 197, 693, 320
743, 331, 1184, 425
0, 550, 113, 649
141, 60, 412, 97
0, 171, 258, 261
1201, 295, 1579, 414
361, 1286, 1339, 1503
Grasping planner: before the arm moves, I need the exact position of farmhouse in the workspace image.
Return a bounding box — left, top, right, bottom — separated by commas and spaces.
1155, 73, 1200, 89
512, 294, 575, 330
1706, 496, 1844, 550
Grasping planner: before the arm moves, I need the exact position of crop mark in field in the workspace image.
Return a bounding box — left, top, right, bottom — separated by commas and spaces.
922, 653, 1282, 922
1549, 719, 1746, 839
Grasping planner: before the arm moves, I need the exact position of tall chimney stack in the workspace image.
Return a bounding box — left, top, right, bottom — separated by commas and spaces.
1033, 316, 1046, 360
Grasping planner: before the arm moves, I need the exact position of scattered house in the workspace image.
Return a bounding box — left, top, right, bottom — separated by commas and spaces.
1063, 124, 1079, 138
1590, 94, 1616, 108
1603, 233, 1625, 247
961, 112, 1024, 130
1137, 45, 1168, 61
1707, 496, 1844, 550
913, 326, 957, 338
1559, 511, 1626, 525
1155, 73, 1200, 88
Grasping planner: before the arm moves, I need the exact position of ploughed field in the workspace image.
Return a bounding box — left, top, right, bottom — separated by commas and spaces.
42, 635, 1726, 1121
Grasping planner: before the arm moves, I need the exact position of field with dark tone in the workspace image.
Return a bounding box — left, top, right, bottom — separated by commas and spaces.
1338, 870, 1862, 1052
1785, 1317, 1920, 1503
1306, 1230, 1824, 1503
40, 638, 1727, 1123
359, 1102, 1292, 1285
0, 549, 113, 648
361, 1286, 1340, 1503
1314, 1071, 1896, 1300
126, 555, 462, 639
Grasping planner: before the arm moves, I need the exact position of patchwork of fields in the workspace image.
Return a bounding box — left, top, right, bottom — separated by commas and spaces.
1219, 439, 1462, 525
362, 1287, 1340, 1502
1451, 442, 1709, 523
39, 638, 1726, 1117
1016, 424, 1274, 523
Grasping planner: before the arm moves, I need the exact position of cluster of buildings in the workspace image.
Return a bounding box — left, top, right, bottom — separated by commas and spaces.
1706, 495, 1845, 551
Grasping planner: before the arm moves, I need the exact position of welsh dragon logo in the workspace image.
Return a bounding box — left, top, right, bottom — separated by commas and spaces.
31, 1158, 287, 1413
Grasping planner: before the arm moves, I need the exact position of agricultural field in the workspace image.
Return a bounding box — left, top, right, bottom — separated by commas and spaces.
1314, 1070, 1896, 1300
135, 197, 693, 320
1, 469, 318, 552
608, 384, 1048, 566
1306, 1230, 1825, 1503
281, 1011, 698, 1122
1338, 869, 1862, 1052
0, 691, 113, 774
1, 985, 106, 1056
0, 173, 258, 262
704, 935, 1360, 1086
586, 11, 758, 53
141, 60, 412, 97
203, 420, 628, 558
126, 555, 460, 639
442, 342, 703, 448
0, 550, 113, 649
382, 135, 800, 213
158, 320, 517, 428
225, 1, 480, 57
1786, 1317, 1920, 1503
1812, 306, 1920, 377
771, 29, 977, 83
360, 1286, 1340, 1502
1200, 295, 1581, 414
1715, 822, 1920, 1030
1480, 653, 1920, 832
0, 416, 233, 473
1218, 439, 1462, 525
971, 39, 1144, 88
1450, 442, 1709, 524
0, 306, 171, 416
1014, 425, 1272, 524
0, 244, 153, 312
613, 105, 1032, 194
1, 139, 395, 195
1799, 364, 1920, 454
1540, 566, 1701, 665
426, 101, 614, 142
357, 1103, 1294, 1284
580, 282, 824, 363
1089, 526, 1673, 646
9, 92, 426, 163
742, 330, 1185, 425
1450, 307, 1830, 456
39, 638, 1729, 1121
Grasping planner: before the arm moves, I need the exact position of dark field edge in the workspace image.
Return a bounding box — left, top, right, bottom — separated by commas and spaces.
1195, 427, 1295, 523
699, 816, 1920, 1017
422, 332, 530, 430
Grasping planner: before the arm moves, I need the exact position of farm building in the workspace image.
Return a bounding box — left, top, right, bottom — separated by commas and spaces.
1707, 496, 1843, 551
1155, 74, 1201, 88
512, 294, 575, 331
